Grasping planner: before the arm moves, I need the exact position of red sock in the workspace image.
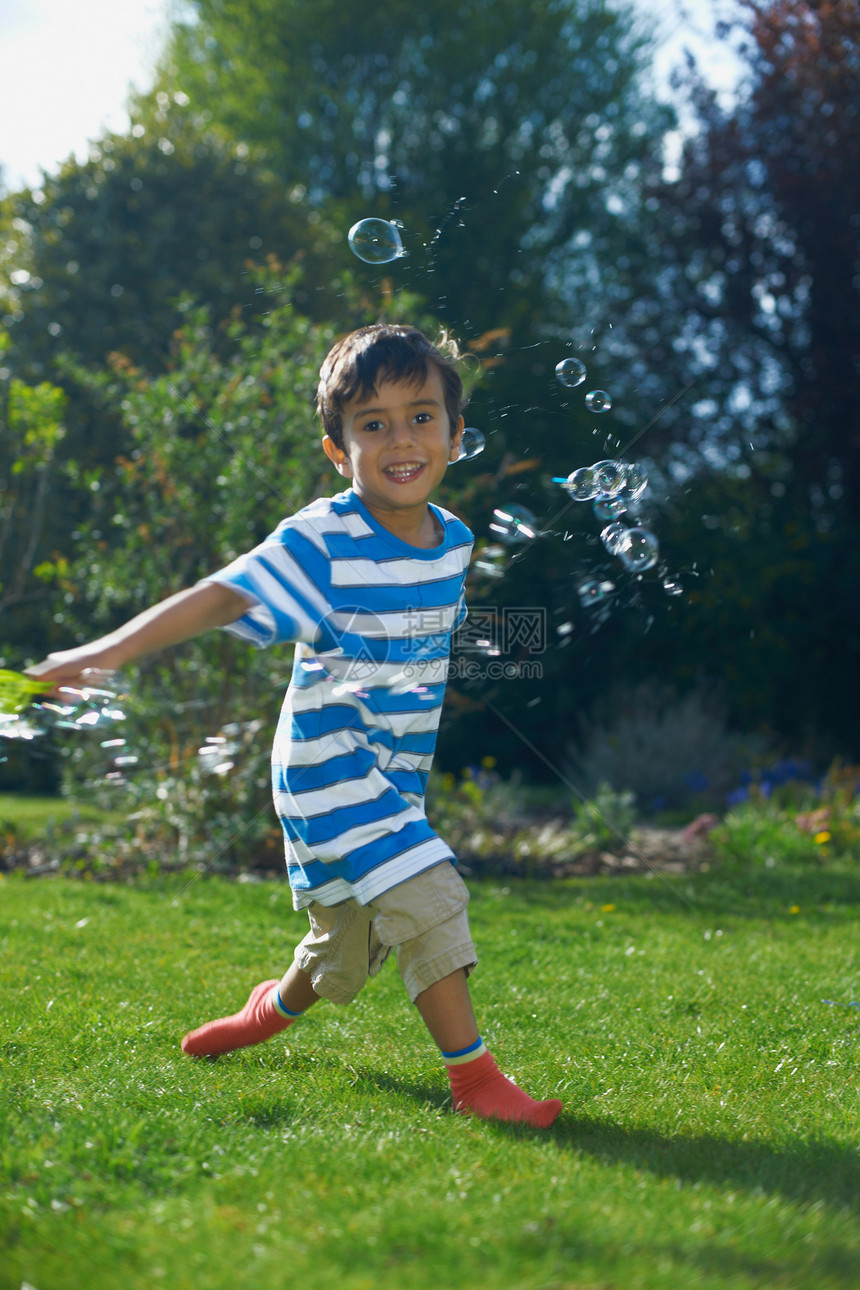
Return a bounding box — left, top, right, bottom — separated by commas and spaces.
181, 979, 297, 1057
446, 1049, 562, 1128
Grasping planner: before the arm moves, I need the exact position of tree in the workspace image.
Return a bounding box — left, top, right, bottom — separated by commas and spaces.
0, 118, 333, 383
144, 0, 673, 339
604, 0, 860, 756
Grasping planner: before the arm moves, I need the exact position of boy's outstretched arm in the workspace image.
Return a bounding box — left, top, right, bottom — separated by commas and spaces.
26, 581, 252, 685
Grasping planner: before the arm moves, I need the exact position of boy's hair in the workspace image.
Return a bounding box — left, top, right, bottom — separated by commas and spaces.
316, 324, 464, 451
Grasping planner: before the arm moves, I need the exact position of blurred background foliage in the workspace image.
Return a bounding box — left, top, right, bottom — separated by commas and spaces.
1, 0, 858, 828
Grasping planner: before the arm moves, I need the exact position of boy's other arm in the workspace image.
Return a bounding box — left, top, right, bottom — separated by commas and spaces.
26, 581, 252, 685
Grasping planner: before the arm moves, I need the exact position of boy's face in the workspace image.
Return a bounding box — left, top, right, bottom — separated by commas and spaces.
323, 369, 464, 534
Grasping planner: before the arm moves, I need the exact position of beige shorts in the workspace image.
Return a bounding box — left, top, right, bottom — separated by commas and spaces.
294, 862, 477, 1005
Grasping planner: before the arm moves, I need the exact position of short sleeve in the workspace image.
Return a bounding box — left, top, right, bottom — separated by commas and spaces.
201, 522, 331, 648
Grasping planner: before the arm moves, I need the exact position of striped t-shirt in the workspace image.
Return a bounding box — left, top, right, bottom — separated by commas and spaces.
203, 488, 474, 909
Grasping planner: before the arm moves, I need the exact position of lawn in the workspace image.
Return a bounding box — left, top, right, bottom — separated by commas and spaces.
1, 864, 858, 1290
0, 793, 122, 845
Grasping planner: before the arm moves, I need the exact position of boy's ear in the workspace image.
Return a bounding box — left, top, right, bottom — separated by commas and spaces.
323, 434, 352, 476
448, 416, 465, 463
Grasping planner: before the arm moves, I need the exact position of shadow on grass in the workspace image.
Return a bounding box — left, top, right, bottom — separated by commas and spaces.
230, 1052, 860, 1214
516, 1113, 859, 1213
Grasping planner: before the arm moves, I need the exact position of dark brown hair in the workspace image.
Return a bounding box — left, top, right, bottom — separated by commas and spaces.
316, 323, 464, 451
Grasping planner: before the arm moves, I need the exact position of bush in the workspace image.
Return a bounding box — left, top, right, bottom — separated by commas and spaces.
709, 801, 823, 870
566, 680, 771, 811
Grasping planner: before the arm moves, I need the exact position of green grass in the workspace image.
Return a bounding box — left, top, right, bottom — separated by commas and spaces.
1, 865, 859, 1290
0, 793, 122, 844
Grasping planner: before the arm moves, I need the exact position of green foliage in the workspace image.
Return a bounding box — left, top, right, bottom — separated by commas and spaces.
2, 871, 860, 1289
0, 352, 70, 794
43, 275, 331, 856
709, 802, 823, 870
0, 345, 68, 615
425, 766, 638, 873
149, 0, 672, 329
570, 780, 637, 849
0, 120, 332, 378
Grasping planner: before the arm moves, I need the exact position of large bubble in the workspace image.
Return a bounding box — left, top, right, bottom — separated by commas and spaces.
617, 527, 660, 572
563, 467, 599, 500
600, 521, 628, 555
593, 494, 627, 522
620, 462, 648, 499
578, 579, 615, 607
555, 357, 587, 389
457, 427, 486, 461
474, 543, 507, 578
592, 460, 626, 496
490, 503, 538, 545
347, 218, 406, 264
585, 390, 612, 413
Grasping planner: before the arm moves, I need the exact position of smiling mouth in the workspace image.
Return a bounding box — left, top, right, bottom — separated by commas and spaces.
383, 462, 425, 483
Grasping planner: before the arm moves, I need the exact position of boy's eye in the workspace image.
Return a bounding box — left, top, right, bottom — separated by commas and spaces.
362, 420, 384, 431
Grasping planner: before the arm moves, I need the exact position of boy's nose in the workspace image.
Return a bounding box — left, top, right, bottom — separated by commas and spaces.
390, 419, 418, 446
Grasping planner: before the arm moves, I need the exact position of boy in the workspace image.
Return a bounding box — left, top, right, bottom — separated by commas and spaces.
29, 324, 562, 1128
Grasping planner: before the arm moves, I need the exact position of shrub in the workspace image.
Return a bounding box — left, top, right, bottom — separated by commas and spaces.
566, 680, 771, 811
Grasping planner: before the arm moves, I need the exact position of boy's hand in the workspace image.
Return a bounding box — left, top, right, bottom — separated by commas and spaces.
25, 645, 124, 689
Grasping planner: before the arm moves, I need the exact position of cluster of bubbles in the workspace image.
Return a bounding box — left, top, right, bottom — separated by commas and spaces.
554, 357, 611, 415
469, 350, 682, 605
556, 460, 661, 574
0, 668, 274, 786
347, 218, 407, 265
0, 668, 137, 782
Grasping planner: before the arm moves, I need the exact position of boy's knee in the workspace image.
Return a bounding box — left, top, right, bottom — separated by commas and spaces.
293, 903, 392, 1005
294, 952, 367, 1006
396, 908, 478, 1004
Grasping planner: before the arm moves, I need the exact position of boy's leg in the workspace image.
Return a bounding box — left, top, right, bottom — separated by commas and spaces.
373, 866, 562, 1128
181, 899, 374, 1057
180, 966, 319, 1058
414, 968, 562, 1129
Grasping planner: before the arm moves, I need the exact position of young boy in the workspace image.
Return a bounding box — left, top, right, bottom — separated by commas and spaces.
29, 324, 562, 1128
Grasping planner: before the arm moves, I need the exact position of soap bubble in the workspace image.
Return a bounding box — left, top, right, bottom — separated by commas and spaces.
198, 732, 240, 777
585, 390, 612, 413
620, 462, 648, 499
24, 672, 127, 732
577, 579, 615, 607
563, 467, 599, 501
0, 667, 139, 784
593, 494, 627, 522
474, 543, 507, 578
347, 218, 405, 264
457, 427, 485, 461
592, 460, 626, 496
555, 357, 587, 389
617, 527, 660, 572
490, 503, 538, 545
0, 712, 45, 741
600, 521, 628, 555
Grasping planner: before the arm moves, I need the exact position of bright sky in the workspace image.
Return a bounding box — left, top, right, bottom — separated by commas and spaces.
0, 0, 746, 195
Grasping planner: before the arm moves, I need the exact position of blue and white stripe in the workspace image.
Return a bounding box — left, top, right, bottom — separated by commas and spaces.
202, 488, 473, 909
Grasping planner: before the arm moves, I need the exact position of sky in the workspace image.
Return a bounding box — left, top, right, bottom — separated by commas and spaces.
0, 0, 746, 195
